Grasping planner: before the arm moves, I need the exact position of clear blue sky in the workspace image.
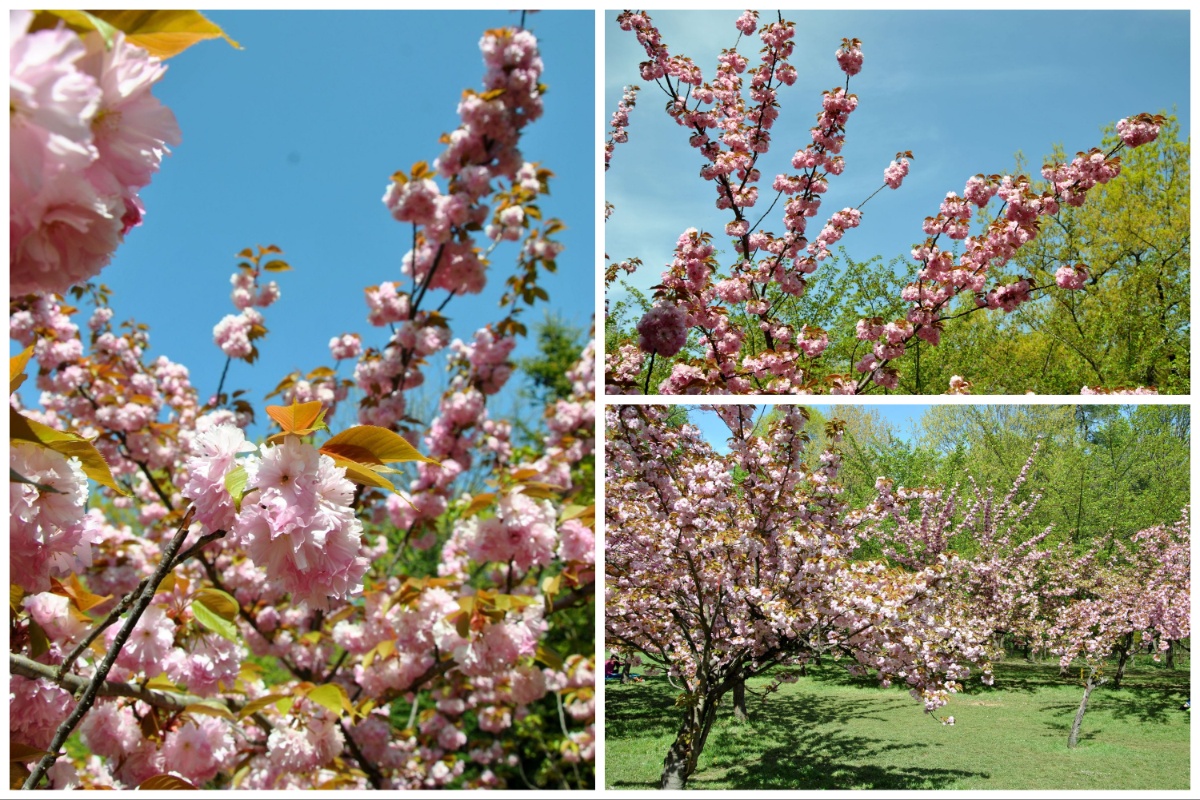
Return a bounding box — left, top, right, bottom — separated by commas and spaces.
606, 9, 1190, 306
690, 404, 932, 454
19, 11, 595, 435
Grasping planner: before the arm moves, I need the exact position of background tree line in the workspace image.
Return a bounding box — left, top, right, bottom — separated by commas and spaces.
755, 404, 1189, 560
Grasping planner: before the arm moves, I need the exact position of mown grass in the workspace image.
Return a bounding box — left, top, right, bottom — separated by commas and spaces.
604, 656, 1190, 790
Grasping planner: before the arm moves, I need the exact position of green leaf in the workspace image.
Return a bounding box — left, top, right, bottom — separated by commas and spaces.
28, 617, 50, 659
144, 673, 180, 692
194, 587, 239, 621
224, 464, 248, 513
10, 468, 62, 495
10, 409, 127, 495
237, 693, 293, 720
191, 597, 239, 643
535, 643, 564, 671
262, 260, 291, 272
38, 10, 120, 46
305, 683, 352, 717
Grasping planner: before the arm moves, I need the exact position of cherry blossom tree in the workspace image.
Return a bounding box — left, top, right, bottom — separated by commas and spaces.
10, 10, 594, 790
606, 404, 996, 789
604, 9, 1167, 395
851, 439, 1190, 749
1046, 511, 1190, 747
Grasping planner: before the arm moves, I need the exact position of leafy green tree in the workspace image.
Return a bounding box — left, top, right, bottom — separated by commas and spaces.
915, 405, 1189, 548
517, 312, 587, 406
915, 114, 1189, 393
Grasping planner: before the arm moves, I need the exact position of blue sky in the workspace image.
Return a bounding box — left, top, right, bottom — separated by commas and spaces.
688, 404, 932, 454
19, 11, 595, 435
605, 9, 1190, 306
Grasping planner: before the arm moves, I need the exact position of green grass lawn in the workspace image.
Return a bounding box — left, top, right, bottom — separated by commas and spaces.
604, 657, 1190, 790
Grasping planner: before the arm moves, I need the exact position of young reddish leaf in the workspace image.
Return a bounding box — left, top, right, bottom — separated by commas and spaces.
461, 493, 496, 518
325, 454, 396, 492
321, 425, 440, 467
326, 605, 357, 625
183, 701, 235, 721
10, 742, 54, 762
87, 10, 240, 58
265, 400, 326, 436
137, 774, 199, 790
262, 260, 291, 272
510, 467, 542, 481
10, 345, 34, 394
51, 574, 111, 613
516, 481, 561, 500
10, 409, 127, 495
264, 372, 299, 400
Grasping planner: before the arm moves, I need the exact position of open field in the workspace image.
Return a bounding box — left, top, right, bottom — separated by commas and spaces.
604, 657, 1190, 790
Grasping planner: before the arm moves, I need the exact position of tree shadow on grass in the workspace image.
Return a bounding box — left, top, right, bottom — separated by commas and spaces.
605, 677, 684, 742
1036, 699, 1101, 743
607, 680, 989, 790
696, 693, 987, 790
1039, 683, 1191, 728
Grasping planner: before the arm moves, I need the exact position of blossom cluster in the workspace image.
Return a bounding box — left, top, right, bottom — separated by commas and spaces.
10, 11, 180, 296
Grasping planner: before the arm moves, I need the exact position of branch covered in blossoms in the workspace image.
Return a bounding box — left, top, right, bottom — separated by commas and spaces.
604, 9, 1166, 395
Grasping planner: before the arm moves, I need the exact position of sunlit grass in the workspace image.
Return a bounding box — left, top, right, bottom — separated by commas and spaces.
604, 656, 1190, 790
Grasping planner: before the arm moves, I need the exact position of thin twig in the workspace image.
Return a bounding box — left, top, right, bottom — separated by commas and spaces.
338, 719, 384, 789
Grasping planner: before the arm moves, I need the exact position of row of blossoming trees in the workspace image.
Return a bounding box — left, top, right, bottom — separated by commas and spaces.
10, 11, 594, 789
604, 10, 1170, 395
605, 405, 1188, 789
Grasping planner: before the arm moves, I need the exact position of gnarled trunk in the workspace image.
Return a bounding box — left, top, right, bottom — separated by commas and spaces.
660, 691, 720, 790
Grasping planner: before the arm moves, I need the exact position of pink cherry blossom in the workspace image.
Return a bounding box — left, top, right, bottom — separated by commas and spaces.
637, 303, 689, 358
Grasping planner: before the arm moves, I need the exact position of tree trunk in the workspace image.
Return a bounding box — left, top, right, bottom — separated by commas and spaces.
620, 661, 631, 684
660, 692, 720, 790
1068, 667, 1107, 748
1113, 633, 1133, 689
1166, 639, 1176, 670
732, 677, 748, 723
